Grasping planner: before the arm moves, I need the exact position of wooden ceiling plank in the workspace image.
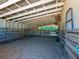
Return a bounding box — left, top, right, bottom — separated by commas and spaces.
12, 8, 62, 21
0, 0, 21, 9
16, 12, 61, 22
7, 2, 64, 20
0, 0, 54, 18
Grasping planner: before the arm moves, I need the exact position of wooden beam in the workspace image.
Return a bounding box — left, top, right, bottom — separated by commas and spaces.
6, 2, 64, 20
0, 0, 55, 18
0, 0, 21, 9
15, 12, 61, 22
12, 8, 62, 21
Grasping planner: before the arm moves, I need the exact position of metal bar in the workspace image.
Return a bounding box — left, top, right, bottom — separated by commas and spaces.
41, 21, 43, 40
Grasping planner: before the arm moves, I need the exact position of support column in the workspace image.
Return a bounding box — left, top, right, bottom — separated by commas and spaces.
41, 21, 43, 40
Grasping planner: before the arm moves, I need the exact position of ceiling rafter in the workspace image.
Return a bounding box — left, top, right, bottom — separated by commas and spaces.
25, 0, 31, 4
0, 0, 21, 9
6, 2, 64, 20
25, 0, 37, 12
6, 8, 12, 11
16, 12, 61, 23
15, 4, 21, 8
12, 8, 62, 22
0, 0, 55, 18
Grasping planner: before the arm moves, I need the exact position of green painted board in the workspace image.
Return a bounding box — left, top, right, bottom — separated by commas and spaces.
38, 26, 58, 31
